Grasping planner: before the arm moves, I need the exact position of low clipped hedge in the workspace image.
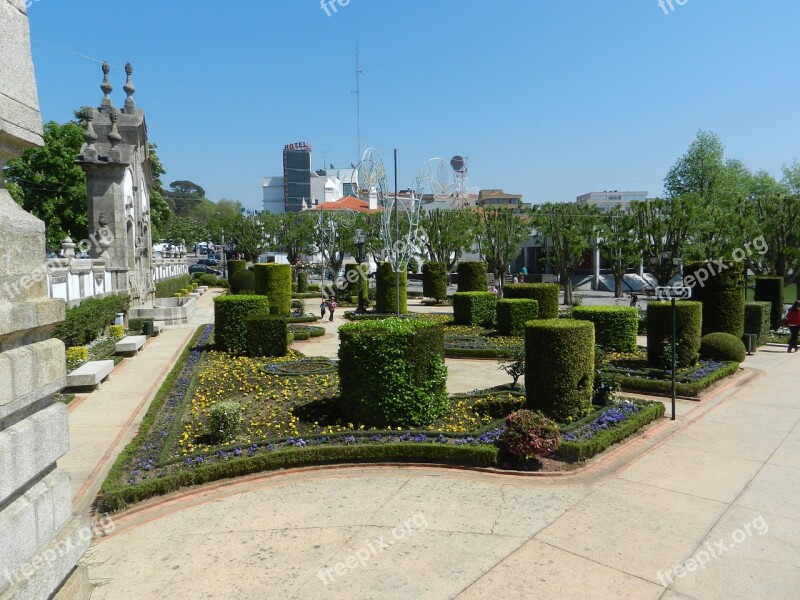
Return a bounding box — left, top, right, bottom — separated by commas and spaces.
684, 260, 745, 338
214, 295, 270, 354
572, 306, 638, 352
754, 276, 784, 329
615, 361, 739, 397
338, 318, 447, 427
375, 262, 408, 314
496, 299, 539, 336
700, 332, 746, 363
744, 301, 771, 346
422, 261, 448, 302
53, 294, 131, 347
457, 261, 487, 292
453, 292, 497, 327
246, 314, 289, 357
525, 319, 594, 422
230, 269, 255, 295
254, 263, 292, 317
647, 301, 702, 368
503, 283, 560, 319
155, 275, 193, 298
556, 401, 665, 462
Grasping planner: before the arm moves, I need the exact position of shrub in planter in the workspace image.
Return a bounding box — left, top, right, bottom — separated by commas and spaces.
196, 273, 221, 287
214, 295, 270, 354
375, 262, 408, 314
208, 402, 241, 444
683, 260, 745, 338
422, 262, 448, 302
525, 319, 594, 422
744, 301, 771, 346
297, 271, 309, 293
700, 332, 746, 363
503, 283, 560, 319
246, 314, 289, 357
754, 276, 784, 329
572, 306, 638, 352
254, 263, 292, 316
155, 275, 192, 298
646, 301, 702, 368
338, 318, 448, 427
453, 292, 497, 327
230, 268, 255, 295
65, 346, 89, 370
227, 260, 247, 280
109, 325, 126, 340
53, 294, 131, 347
457, 261, 487, 292
496, 298, 539, 336
501, 410, 560, 459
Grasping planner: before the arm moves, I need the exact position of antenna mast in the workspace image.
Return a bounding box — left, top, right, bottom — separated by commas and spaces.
353, 41, 363, 160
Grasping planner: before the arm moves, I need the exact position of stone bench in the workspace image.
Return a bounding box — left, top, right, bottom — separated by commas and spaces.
66, 360, 114, 390
197, 286, 208, 293
115, 335, 146, 356
152, 321, 165, 335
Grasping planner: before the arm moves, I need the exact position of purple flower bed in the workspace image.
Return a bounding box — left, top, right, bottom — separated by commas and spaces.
561, 402, 642, 443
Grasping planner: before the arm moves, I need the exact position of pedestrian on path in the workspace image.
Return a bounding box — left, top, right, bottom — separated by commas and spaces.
786, 301, 800, 352
328, 297, 337, 322
320, 299, 328, 319
629, 293, 638, 308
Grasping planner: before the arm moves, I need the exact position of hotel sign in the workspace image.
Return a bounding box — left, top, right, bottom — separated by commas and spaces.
284, 142, 311, 151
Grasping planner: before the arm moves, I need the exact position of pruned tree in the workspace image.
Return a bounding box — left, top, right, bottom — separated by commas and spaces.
419, 208, 477, 271
598, 207, 641, 298
477, 207, 531, 296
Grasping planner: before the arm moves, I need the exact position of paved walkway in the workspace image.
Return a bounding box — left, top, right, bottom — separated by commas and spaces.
63, 294, 800, 599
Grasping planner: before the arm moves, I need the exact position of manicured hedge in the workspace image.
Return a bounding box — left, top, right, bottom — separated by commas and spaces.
338, 318, 448, 427
246, 314, 289, 357
375, 262, 408, 314
647, 301, 702, 368
342, 263, 369, 302
744, 301, 771, 346
296, 271, 309, 293
53, 294, 131, 347
615, 361, 739, 397
457, 261, 487, 292
227, 260, 247, 280
525, 319, 595, 422
155, 275, 193, 299
700, 332, 746, 363
214, 295, 270, 354
572, 306, 638, 352
496, 299, 539, 336
754, 276, 784, 329
453, 292, 497, 327
230, 269, 255, 295
503, 283, 560, 319
422, 261, 448, 302
684, 261, 745, 338
254, 263, 292, 316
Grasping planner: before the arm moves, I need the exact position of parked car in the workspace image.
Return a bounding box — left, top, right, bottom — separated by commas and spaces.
189, 264, 221, 276
197, 257, 220, 266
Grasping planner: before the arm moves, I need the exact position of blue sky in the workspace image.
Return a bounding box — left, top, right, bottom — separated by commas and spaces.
27, 0, 800, 211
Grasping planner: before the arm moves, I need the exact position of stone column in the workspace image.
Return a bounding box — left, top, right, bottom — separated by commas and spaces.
0, 2, 91, 598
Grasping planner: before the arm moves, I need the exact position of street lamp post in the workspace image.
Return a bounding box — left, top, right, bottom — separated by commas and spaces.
221, 228, 227, 280
353, 228, 367, 314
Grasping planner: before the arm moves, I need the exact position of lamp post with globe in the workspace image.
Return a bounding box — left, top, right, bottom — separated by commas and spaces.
353, 228, 367, 314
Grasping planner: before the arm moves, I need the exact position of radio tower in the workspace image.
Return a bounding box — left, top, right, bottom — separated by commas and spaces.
450, 155, 470, 208
353, 41, 363, 160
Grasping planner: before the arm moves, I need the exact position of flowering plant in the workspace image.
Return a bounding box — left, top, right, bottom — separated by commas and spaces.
501, 410, 560, 459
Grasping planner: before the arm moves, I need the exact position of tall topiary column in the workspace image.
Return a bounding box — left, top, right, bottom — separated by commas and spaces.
457, 261, 488, 292
422, 261, 448, 302
683, 261, 745, 337
375, 262, 407, 314
504, 283, 560, 319
744, 301, 771, 346
343, 263, 369, 301
297, 271, 309, 293
254, 263, 292, 316
572, 306, 638, 352
338, 318, 448, 427
647, 301, 703, 368
227, 259, 247, 280
754, 276, 784, 330
525, 319, 595, 422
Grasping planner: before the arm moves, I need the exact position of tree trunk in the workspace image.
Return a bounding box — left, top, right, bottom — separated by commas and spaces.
614, 275, 623, 298
563, 279, 572, 306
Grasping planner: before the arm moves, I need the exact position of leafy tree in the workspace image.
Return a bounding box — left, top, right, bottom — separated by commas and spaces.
164, 179, 207, 216
477, 208, 531, 296
147, 143, 171, 241
598, 207, 640, 298
4, 120, 87, 249
632, 197, 698, 286
419, 208, 477, 271
227, 213, 267, 262
262, 212, 316, 265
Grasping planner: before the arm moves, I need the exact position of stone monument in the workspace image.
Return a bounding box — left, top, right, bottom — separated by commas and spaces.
76, 62, 155, 308
0, 2, 91, 598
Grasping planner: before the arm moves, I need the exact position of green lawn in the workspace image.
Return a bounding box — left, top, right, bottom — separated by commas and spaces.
746, 283, 797, 304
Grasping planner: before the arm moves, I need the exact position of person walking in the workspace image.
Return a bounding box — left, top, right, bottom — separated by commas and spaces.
320, 299, 328, 319
328, 296, 337, 322
786, 301, 800, 353
629, 292, 638, 308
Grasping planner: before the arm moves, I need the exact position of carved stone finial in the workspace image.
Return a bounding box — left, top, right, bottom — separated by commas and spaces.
123, 62, 136, 112
62, 234, 76, 259
82, 106, 97, 148
101, 61, 114, 107
107, 108, 122, 146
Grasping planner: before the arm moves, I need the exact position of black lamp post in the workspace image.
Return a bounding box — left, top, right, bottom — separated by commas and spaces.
354, 228, 367, 314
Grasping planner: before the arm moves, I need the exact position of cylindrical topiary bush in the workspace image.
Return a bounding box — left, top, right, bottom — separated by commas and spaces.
683, 261, 745, 338
246, 314, 289, 357
254, 263, 293, 316
342, 263, 369, 302
214, 295, 270, 354
699, 332, 746, 363
457, 261, 487, 292
525, 319, 594, 422
503, 283, 560, 319
453, 292, 497, 327
227, 260, 247, 280
496, 298, 539, 336
646, 301, 702, 368
296, 271, 309, 293
422, 261, 448, 302
375, 262, 408, 314
338, 318, 448, 427
754, 276, 784, 329
572, 306, 638, 352
230, 268, 255, 295
744, 301, 771, 346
